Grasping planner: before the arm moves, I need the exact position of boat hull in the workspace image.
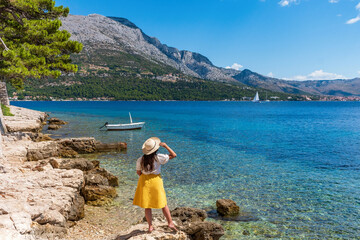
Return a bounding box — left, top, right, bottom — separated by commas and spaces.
105, 122, 145, 131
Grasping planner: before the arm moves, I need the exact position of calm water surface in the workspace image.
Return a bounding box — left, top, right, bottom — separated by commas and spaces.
12, 101, 360, 239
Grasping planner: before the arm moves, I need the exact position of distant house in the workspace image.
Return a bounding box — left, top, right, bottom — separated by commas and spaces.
270, 96, 279, 99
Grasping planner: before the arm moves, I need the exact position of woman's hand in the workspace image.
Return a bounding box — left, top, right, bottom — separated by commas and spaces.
159, 142, 167, 147
136, 170, 142, 176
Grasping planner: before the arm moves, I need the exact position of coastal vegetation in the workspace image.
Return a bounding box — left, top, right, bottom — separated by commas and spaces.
0, 0, 82, 88
8, 48, 308, 101
1, 103, 13, 116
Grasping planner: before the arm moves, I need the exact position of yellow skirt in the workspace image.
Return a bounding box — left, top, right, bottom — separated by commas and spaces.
133, 174, 167, 209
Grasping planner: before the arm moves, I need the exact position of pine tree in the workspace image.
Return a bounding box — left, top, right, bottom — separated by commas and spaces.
0, 0, 82, 88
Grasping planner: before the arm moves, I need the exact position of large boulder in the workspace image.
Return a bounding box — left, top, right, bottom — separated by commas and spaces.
182, 222, 224, 240
216, 199, 240, 216
86, 167, 119, 187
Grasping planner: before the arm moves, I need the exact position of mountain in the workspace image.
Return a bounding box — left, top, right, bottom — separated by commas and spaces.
61, 14, 237, 82
10, 13, 356, 100
232, 69, 309, 95
233, 69, 360, 97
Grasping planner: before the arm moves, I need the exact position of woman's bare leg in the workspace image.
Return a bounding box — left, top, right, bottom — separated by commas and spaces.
162, 205, 178, 231
145, 208, 153, 232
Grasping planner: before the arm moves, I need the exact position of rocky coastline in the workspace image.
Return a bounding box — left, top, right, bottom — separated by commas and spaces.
0, 105, 225, 240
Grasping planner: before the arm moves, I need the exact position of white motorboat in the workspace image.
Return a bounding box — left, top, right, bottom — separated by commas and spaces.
100, 112, 145, 131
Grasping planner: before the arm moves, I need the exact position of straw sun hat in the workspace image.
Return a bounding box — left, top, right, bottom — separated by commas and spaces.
142, 137, 161, 155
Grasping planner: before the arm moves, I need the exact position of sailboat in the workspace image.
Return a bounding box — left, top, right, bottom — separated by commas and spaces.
100, 112, 145, 131
252, 91, 260, 103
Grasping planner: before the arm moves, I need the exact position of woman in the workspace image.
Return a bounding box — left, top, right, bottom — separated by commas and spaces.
133, 137, 178, 233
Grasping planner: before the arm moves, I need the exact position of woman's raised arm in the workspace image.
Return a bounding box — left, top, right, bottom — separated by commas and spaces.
159, 142, 177, 159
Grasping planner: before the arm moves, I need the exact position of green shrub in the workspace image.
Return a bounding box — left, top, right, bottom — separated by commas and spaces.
1, 104, 14, 116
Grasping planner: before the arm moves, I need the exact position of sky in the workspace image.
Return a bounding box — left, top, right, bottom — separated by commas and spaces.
56, 0, 360, 80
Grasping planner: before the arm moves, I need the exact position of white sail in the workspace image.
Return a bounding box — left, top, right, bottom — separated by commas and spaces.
253, 92, 260, 102
129, 112, 133, 123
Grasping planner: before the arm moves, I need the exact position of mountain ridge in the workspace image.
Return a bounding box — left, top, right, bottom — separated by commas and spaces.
57, 14, 360, 97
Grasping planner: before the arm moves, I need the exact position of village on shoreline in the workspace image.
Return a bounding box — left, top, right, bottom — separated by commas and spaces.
8, 95, 360, 102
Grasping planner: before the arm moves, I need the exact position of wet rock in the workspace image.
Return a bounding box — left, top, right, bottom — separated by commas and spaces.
82, 185, 117, 206
171, 207, 207, 224
48, 117, 68, 125
48, 124, 62, 130
84, 173, 109, 186
216, 199, 240, 216
182, 222, 224, 240
95, 141, 127, 152
87, 167, 119, 187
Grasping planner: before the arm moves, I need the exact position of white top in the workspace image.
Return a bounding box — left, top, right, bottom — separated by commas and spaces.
136, 153, 170, 175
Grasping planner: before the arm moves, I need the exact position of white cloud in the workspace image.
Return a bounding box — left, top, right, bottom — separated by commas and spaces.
286, 70, 347, 81
346, 15, 360, 24
346, 2, 360, 24
329, 0, 339, 3
278, 0, 297, 7
356, 2, 360, 10
225, 63, 243, 71
267, 72, 274, 77
358, 71, 360, 76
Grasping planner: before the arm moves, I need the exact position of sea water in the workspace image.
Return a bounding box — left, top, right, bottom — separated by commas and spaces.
12, 101, 360, 239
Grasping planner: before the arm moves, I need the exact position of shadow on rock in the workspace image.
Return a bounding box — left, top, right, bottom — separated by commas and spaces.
113, 229, 147, 240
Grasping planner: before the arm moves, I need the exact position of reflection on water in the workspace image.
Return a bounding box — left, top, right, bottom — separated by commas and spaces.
12, 101, 360, 239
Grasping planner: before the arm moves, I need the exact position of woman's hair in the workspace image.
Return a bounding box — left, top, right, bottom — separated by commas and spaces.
141, 150, 158, 172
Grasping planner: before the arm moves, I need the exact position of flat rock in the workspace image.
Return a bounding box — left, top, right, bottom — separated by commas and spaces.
4, 106, 47, 133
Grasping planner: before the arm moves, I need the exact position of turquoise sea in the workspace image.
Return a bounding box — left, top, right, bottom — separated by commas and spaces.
12, 101, 360, 239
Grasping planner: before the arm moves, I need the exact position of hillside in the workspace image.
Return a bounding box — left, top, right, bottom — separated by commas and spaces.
7, 14, 308, 101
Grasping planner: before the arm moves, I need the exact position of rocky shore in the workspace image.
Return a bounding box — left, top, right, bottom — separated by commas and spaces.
0, 105, 225, 240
